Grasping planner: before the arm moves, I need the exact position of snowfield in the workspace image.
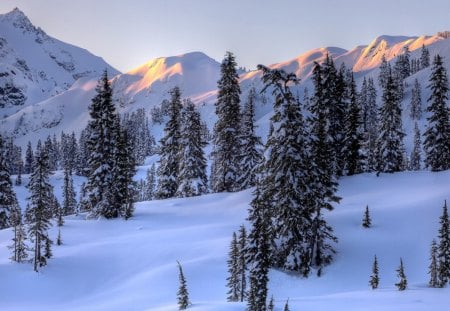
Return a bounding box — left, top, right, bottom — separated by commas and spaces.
0, 170, 449, 310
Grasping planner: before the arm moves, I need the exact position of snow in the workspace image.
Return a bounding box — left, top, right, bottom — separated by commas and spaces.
1, 169, 449, 310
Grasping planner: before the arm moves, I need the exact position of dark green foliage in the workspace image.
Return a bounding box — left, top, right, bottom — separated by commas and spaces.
144, 164, 156, 200
395, 258, 407, 290
44, 235, 53, 259
157, 87, 183, 199
362, 205, 372, 228
0, 135, 15, 229
267, 296, 274, 311
56, 227, 63, 246
437, 200, 450, 287
237, 225, 247, 302
211, 51, 241, 193
410, 79, 422, 120
9, 203, 28, 263
369, 255, 379, 289
409, 123, 422, 171
62, 167, 77, 216
360, 77, 378, 172
177, 261, 190, 310
420, 44, 430, 69
226, 232, 240, 302
424, 54, 450, 171
429, 239, 439, 287
24, 141, 33, 174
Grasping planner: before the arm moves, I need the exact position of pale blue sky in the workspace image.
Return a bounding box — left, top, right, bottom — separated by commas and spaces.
1, 0, 450, 72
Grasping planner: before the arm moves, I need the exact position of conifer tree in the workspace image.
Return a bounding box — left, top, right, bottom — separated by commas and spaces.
429, 239, 439, 287
9, 202, 28, 263
395, 258, 407, 290
0, 135, 15, 229
410, 79, 422, 120
81, 70, 118, 217
44, 235, 53, 259
237, 88, 263, 190
24, 141, 34, 174
26, 144, 54, 272
376, 70, 406, 173
237, 225, 247, 302
369, 255, 379, 289
226, 232, 240, 302
267, 296, 275, 311
378, 54, 390, 90
56, 227, 63, 246
343, 73, 364, 175
283, 299, 290, 311
156, 87, 183, 199
176, 99, 208, 197
62, 167, 77, 216
361, 78, 378, 171
420, 44, 430, 69
423, 54, 450, 171
211, 51, 241, 193
177, 261, 190, 310
409, 122, 422, 170
362, 205, 372, 228
144, 164, 156, 201
437, 200, 450, 287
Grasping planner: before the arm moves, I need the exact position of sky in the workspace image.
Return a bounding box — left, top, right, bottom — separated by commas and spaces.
1, 0, 450, 73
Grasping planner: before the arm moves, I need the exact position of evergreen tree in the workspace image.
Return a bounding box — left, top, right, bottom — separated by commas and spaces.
211, 51, 241, 193
267, 296, 275, 311
226, 231, 240, 302
9, 201, 28, 263
237, 225, 247, 302
409, 123, 422, 170
156, 87, 183, 199
0, 135, 15, 229
62, 167, 77, 216
378, 54, 390, 90
177, 261, 190, 310
176, 99, 208, 197
44, 235, 53, 259
24, 141, 33, 174
343, 73, 364, 175
144, 164, 156, 201
26, 144, 54, 272
437, 200, 450, 287
429, 239, 439, 287
420, 44, 430, 69
395, 258, 407, 290
81, 70, 118, 217
283, 299, 290, 311
376, 70, 406, 173
56, 227, 63, 246
369, 255, 379, 289
361, 78, 378, 171
423, 54, 450, 171
237, 88, 263, 190
410, 79, 422, 120
362, 205, 372, 228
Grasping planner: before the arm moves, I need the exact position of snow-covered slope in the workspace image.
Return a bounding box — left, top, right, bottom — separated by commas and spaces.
1, 169, 449, 310
0, 8, 119, 115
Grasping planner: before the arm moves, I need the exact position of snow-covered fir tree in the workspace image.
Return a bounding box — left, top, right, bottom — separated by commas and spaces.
429, 239, 439, 287
156, 87, 183, 199
81, 70, 119, 218
437, 200, 450, 287
369, 255, 379, 289
360, 78, 378, 171
24, 141, 33, 174
283, 299, 290, 311
237, 225, 247, 302
423, 54, 450, 171
378, 54, 390, 90
211, 51, 241, 193
376, 70, 406, 173
25, 143, 54, 272
177, 261, 190, 310
0, 135, 15, 229
144, 164, 156, 201
236, 88, 263, 190
409, 122, 422, 171
393, 46, 411, 81
343, 73, 364, 175
176, 99, 208, 197
410, 78, 422, 120
56, 227, 63, 246
226, 231, 240, 302
44, 234, 53, 259
395, 258, 407, 290
9, 196, 27, 263
62, 167, 77, 216
267, 296, 274, 311
362, 205, 372, 228
420, 44, 430, 70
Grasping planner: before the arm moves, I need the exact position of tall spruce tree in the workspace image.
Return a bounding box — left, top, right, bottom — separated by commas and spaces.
423, 54, 450, 171
81, 70, 119, 218
437, 200, 450, 287
362, 205, 372, 228
0, 135, 15, 229
237, 88, 263, 190
226, 231, 240, 302
378, 54, 390, 90
376, 70, 406, 173
62, 167, 77, 215
410, 79, 422, 120
156, 87, 183, 199
26, 144, 54, 272
409, 122, 422, 170
144, 164, 156, 201
211, 51, 241, 193
9, 204, 28, 263
177, 261, 190, 310
176, 99, 208, 197
395, 258, 407, 290
361, 78, 378, 171
237, 225, 247, 302
24, 141, 34, 174
429, 239, 439, 288
420, 44, 430, 70
369, 255, 379, 289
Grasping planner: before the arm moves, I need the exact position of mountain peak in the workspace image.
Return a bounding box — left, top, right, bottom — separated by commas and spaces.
1, 7, 43, 35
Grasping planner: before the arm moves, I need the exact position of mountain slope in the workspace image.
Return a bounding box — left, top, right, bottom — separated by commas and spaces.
0, 8, 119, 115
0, 169, 449, 310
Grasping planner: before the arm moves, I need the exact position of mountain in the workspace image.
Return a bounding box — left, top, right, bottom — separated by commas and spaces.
0, 8, 119, 116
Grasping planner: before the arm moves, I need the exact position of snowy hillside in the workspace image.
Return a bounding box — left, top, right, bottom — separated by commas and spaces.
0, 169, 449, 310
0, 8, 119, 115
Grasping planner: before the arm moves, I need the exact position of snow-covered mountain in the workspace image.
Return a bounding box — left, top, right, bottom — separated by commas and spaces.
0, 8, 119, 116
2, 7, 450, 151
